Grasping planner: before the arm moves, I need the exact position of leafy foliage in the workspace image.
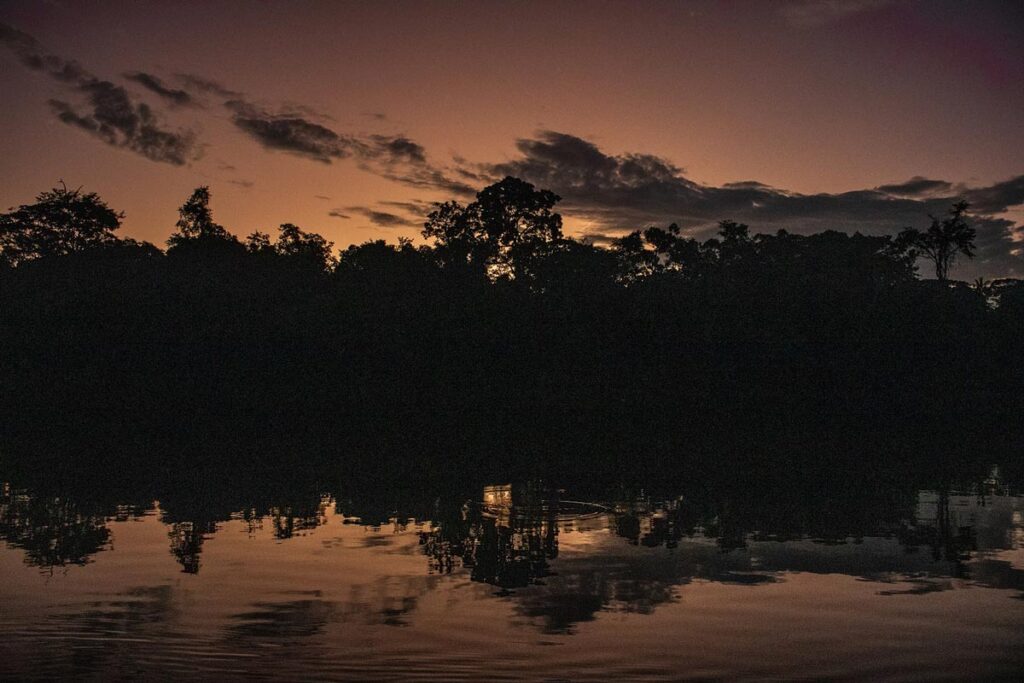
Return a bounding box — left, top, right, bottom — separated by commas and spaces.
0, 183, 124, 264
897, 200, 976, 281
0, 179, 1017, 484
167, 186, 236, 248
247, 223, 336, 271
423, 176, 562, 279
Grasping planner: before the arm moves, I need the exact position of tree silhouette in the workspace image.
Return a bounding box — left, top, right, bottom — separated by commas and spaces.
0, 176, 1020, 494
245, 230, 273, 254
897, 201, 976, 281
167, 186, 236, 248
423, 176, 562, 280
0, 182, 123, 264
245, 223, 335, 270
474, 176, 562, 277
276, 223, 336, 270
422, 200, 486, 273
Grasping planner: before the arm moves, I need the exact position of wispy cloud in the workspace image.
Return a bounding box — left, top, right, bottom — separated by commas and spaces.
874, 176, 955, 198
124, 71, 195, 107
225, 99, 357, 163
174, 73, 242, 99
0, 22, 196, 165
331, 206, 419, 228
215, 92, 473, 194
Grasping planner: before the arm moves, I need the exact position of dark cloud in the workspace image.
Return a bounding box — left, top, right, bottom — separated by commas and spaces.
0, 22, 78, 76
356, 135, 476, 197
226, 99, 357, 163
124, 71, 194, 107
174, 73, 242, 99
363, 210, 415, 228
221, 95, 474, 194
328, 209, 351, 219
157, 67, 468, 193
45, 82, 194, 166
338, 206, 419, 228
369, 135, 426, 164
315, 195, 331, 201
48, 99, 101, 134
471, 130, 1024, 279
278, 101, 336, 122
0, 22, 196, 165
370, 164, 477, 197
723, 180, 776, 190
875, 176, 954, 197
378, 199, 433, 215
963, 175, 1024, 215
227, 179, 254, 189
224, 101, 428, 168
485, 131, 703, 227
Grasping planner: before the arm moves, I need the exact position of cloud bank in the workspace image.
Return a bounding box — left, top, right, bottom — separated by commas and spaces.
465, 131, 1024, 279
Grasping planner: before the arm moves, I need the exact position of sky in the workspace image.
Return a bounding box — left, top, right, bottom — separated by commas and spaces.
1, 0, 1022, 278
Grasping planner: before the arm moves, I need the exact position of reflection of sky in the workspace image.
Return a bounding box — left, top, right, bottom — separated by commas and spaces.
1, 487, 1022, 679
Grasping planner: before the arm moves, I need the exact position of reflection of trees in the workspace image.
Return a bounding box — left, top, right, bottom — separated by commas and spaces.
415, 475, 1024, 634
267, 498, 331, 540
238, 496, 332, 540
465, 514, 557, 589
421, 511, 558, 590
901, 483, 1024, 586
613, 496, 693, 549
420, 485, 559, 590
160, 488, 332, 574
0, 474, 338, 576
0, 485, 114, 569
166, 520, 217, 574
610, 478, 927, 553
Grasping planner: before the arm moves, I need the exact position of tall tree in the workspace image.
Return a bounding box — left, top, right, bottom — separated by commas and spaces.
897, 201, 976, 281
422, 176, 562, 279
0, 183, 123, 264
422, 200, 484, 272
167, 186, 235, 248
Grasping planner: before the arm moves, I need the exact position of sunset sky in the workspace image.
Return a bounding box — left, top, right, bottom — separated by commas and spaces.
1, 0, 1022, 278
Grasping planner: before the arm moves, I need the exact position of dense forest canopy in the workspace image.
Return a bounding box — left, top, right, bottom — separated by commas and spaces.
1, 178, 1021, 483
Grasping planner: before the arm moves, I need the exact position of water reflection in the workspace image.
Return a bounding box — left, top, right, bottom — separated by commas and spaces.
2, 476, 1022, 589
1, 471, 1022, 678
422, 483, 560, 591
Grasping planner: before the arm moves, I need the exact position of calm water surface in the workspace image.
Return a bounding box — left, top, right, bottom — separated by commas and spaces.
1, 478, 1022, 681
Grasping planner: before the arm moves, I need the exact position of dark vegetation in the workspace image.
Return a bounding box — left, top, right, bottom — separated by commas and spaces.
1, 178, 1022, 493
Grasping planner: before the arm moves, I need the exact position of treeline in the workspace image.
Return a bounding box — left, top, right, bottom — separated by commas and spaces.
1, 178, 1022, 483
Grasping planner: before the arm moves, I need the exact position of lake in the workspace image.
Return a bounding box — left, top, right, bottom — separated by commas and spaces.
1, 475, 1022, 680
